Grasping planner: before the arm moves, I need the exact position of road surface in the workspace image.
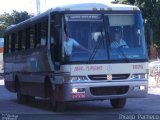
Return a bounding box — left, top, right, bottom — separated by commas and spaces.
0, 79, 160, 120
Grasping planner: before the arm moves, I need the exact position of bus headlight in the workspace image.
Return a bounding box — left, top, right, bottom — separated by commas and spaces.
64, 75, 88, 83
72, 88, 85, 93
70, 76, 88, 82
131, 73, 148, 79
72, 88, 86, 99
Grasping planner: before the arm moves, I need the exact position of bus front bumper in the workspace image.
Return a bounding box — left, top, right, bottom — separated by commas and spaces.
55, 80, 148, 102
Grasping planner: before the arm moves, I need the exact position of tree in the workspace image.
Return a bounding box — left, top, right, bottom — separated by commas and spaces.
0, 11, 34, 37
119, 0, 136, 4
12, 11, 33, 24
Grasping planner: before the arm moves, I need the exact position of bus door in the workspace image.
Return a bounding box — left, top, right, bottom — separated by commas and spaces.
50, 14, 62, 70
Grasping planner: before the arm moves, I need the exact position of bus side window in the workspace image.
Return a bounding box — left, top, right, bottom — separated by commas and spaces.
26, 28, 30, 49
8, 34, 12, 53
50, 18, 55, 61
22, 30, 26, 50
15, 33, 18, 52
4, 35, 9, 53
18, 31, 22, 51
40, 20, 48, 46
11, 33, 16, 52
35, 24, 41, 47
30, 26, 35, 48
34, 24, 38, 48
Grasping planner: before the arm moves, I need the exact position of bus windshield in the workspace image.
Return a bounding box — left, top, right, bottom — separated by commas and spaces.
64, 13, 148, 63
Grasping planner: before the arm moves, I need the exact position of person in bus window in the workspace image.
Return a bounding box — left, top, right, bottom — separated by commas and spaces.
64, 33, 89, 60
111, 32, 128, 49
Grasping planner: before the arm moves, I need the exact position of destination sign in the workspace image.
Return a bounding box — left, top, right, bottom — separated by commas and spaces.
65, 14, 102, 21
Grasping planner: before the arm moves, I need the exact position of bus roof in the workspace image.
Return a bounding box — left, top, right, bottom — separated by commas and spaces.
52, 3, 140, 11
6, 3, 140, 32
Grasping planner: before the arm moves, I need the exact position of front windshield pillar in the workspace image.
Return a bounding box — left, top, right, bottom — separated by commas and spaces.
62, 16, 65, 62
103, 14, 110, 60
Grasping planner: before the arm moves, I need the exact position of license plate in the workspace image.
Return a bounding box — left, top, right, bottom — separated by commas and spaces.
72, 93, 86, 99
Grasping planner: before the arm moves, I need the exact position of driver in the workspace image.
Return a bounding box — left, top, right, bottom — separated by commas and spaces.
111, 32, 128, 49
64, 33, 89, 59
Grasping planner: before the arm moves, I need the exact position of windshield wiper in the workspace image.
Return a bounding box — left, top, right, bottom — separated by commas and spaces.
88, 31, 104, 63
89, 38, 102, 61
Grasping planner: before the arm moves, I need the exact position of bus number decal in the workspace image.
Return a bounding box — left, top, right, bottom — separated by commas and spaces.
133, 65, 143, 70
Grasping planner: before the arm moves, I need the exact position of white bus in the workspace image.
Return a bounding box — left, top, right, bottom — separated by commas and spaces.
4, 3, 148, 111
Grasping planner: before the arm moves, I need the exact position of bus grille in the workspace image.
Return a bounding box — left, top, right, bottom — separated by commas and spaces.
88, 74, 130, 80
90, 86, 129, 96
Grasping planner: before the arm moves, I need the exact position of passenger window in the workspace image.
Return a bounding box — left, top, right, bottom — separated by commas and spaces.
11, 33, 15, 52
22, 30, 26, 50
36, 23, 41, 47
30, 27, 35, 48
15, 33, 18, 52
4, 35, 9, 53
8, 34, 11, 53
34, 24, 38, 48
18, 31, 22, 51
26, 28, 30, 49
40, 20, 48, 46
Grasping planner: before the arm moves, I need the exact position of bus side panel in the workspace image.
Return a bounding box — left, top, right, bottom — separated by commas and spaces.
4, 54, 16, 92
18, 73, 46, 97
4, 73, 16, 92
13, 47, 51, 97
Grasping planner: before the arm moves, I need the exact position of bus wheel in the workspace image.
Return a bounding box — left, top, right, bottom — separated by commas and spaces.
26, 96, 35, 104
110, 98, 126, 109
17, 86, 27, 104
56, 101, 66, 112
50, 90, 66, 112
50, 91, 57, 111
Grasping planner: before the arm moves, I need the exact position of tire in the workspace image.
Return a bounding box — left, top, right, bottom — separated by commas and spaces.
49, 86, 66, 112
56, 101, 66, 112
17, 84, 27, 104
26, 96, 35, 104
50, 91, 57, 111
16, 79, 35, 104
110, 98, 127, 109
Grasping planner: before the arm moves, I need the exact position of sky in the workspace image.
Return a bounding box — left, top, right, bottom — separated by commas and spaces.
0, 0, 112, 14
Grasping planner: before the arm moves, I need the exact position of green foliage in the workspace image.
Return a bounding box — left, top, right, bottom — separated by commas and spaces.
0, 11, 34, 37
119, 0, 136, 4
